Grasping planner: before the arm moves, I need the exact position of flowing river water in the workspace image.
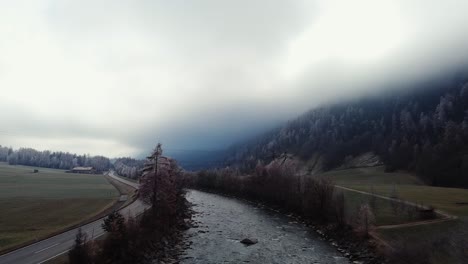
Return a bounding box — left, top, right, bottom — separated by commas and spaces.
181, 190, 349, 264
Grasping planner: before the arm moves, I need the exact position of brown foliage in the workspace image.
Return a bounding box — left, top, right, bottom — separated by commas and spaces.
72, 144, 188, 264
193, 162, 339, 224
354, 203, 375, 238
139, 144, 182, 224
333, 190, 346, 227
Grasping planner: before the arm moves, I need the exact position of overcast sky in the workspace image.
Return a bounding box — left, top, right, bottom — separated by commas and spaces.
1, 0, 468, 157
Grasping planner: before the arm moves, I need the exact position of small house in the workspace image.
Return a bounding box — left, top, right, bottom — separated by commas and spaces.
68, 167, 96, 174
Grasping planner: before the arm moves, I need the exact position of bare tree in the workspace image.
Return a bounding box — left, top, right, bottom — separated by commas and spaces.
355, 203, 375, 237
140, 144, 163, 209
369, 185, 378, 214
333, 190, 346, 227
390, 184, 400, 216
302, 176, 335, 221
139, 144, 181, 221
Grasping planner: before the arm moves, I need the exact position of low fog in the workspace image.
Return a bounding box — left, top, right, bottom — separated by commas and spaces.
1, 0, 468, 157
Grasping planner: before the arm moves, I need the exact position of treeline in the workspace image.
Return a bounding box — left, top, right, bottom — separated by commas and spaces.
189, 163, 388, 263
226, 78, 468, 187
191, 164, 348, 226
190, 164, 468, 263
0, 146, 111, 172
69, 144, 189, 264
113, 157, 145, 179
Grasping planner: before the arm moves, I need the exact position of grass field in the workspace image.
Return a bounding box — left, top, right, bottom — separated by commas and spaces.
320, 166, 468, 263
0, 163, 119, 252
321, 166, 468, 217
378, 218, 468, 263
340, 188, 421, 225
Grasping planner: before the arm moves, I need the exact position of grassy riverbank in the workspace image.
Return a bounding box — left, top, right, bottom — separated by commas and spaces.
321, 166, 468, 263
322, 166, 468, 216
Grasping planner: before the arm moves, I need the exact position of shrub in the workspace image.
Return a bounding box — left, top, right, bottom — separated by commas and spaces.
68, 228, 92, 264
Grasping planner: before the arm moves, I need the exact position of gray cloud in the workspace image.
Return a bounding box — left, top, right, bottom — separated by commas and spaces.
1, 0, 468, 157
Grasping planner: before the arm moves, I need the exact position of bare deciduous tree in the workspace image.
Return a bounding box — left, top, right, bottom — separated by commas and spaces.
139, 144, 181, 222
355, 203, 375, 237
369, 185, 378, 214
333, 190, 346, 227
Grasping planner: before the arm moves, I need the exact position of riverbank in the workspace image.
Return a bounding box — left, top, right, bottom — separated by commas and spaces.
184, 184, 385, 264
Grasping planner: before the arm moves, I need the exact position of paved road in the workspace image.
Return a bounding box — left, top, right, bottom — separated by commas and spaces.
107, 170, 139, 189
0, 173, 147, 264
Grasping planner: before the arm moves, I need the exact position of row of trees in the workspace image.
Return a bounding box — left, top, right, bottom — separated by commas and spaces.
0, 146, 149, 177
0, 146, 111, 172
113, 157, 144, 179
69, 144, 188, 264
226, 78, 468, 187
189, 161, 389, 260
189, 162, 468, 263
190, 163, 349, 225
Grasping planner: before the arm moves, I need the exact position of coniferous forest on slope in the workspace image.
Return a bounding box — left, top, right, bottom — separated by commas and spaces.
226, 76, 468, 188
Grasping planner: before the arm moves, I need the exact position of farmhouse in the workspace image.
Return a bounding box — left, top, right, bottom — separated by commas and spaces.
68, 167, 97, 174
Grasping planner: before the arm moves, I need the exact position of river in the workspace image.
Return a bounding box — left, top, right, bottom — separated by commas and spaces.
181, 190, 349, 264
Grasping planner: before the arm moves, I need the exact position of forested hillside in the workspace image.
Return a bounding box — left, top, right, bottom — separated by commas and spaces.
226, 77, 468, 187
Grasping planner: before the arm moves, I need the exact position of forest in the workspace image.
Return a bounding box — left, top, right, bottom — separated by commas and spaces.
0, 146, 147, 178
112, 157, 145, 179
226, 77, 468, 187
0, 146, 111, 172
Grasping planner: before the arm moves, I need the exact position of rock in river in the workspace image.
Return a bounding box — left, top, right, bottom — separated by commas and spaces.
240, 238, 258, 245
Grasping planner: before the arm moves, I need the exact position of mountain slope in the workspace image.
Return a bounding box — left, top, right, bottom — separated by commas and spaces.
226, 77, 468, 187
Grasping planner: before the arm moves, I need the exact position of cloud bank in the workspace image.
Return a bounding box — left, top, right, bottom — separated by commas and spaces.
1, 0, 468, 157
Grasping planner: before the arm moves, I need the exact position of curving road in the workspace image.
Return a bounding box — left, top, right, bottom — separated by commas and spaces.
107, 171, 139, 189
0, 172, 147, 264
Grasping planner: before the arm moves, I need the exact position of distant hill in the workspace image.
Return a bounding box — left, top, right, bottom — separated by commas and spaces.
224, 75, 468, 188
165, 149, 226, 171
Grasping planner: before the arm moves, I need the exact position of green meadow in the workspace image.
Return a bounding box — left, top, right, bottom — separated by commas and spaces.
0, 163, 118, 252
322, 166, 468, 216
